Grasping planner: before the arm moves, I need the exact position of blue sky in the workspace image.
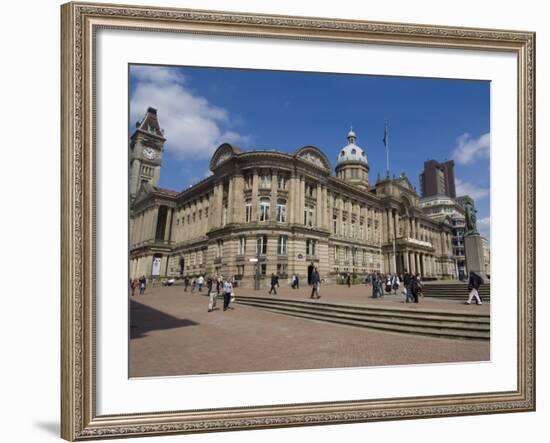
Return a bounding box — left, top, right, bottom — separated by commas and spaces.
129, 64, 490, 238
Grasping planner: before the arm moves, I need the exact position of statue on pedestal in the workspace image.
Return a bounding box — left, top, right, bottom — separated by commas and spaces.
464, 202, 479, 236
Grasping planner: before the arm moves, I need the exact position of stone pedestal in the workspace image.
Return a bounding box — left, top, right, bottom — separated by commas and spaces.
464, 234, 487, 279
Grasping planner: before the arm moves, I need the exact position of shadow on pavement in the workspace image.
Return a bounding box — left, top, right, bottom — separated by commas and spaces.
130, 299, 198, 339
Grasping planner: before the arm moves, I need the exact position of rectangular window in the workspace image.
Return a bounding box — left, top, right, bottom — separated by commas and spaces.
304, 205, 314, 227
278, 235, 288, 255
245, 200, 252, 223
256, 235, 267, 255
277, 175, 286, 190
216, 239, 223, 258
334, 246, 339, 263
238, 236, 246, 255
237, 265, 245, 276
306, 239, 317, 257
260, 263, 267, 276
259, 198, 270, 222
276, 199, 286, 223
333, 214, 337, 233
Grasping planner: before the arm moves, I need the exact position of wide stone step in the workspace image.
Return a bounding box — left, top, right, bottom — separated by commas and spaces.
421, 284, 490, 300
232, 296, 490, 340
235, 303, 489, 340
235, 296, 489, 324
236, 300, 490, 332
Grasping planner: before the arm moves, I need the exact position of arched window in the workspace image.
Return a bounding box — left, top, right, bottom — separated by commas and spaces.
351, 148, 356, 155
276, 199, 286, 223
259, 198, 270, 222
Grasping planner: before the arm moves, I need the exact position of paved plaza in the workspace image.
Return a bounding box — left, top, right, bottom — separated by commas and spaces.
129, 282, 490, 377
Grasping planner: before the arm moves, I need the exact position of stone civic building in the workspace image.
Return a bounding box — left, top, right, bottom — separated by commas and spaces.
129, 108, 456, 287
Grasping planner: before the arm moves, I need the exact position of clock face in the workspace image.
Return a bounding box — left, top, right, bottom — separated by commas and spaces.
143, 147, 156, 160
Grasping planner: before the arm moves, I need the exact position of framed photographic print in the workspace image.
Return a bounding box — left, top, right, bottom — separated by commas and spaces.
61, 1, 536, 440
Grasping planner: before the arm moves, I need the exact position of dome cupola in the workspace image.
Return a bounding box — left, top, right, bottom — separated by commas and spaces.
337, 126, 369, 166
335, 127, 370, 189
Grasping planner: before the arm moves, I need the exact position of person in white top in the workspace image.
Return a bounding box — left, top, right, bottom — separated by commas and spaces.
223, 278, 234, 311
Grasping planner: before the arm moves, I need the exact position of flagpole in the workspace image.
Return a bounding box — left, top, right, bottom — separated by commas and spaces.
384, 122, 397, 274
385, 122, 390, 179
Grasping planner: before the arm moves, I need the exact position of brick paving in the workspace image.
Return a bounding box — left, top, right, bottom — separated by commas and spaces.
129, 283, 490, 377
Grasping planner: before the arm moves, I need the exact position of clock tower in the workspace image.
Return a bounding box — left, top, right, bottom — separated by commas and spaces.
129, 107, 166, 204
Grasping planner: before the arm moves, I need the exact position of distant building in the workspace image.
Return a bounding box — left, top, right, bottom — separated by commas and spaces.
129, 108, 456, 285
419, 194, 466, 279
419, 160, 456, 198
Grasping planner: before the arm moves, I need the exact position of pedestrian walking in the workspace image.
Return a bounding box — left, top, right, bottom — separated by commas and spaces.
385, 274, 392, 293
223, 278, 233, 311
268, 273, 279, 294
291, 273, 297, 289
207, 277, 218, 312
466, 271, 483, 305
183, 276, 189, 292
130, 279, 138, 296
346, 273, 352, 287
411, 273, 423, 303
191, 278, 196, 292
371, 273, 380, 298
138, 276, 146, 295
403, 271, 413, 303
295, 274, 300, 289
391, 274, 400, 295
197, 275, 205, 292
310, 267, 321, 299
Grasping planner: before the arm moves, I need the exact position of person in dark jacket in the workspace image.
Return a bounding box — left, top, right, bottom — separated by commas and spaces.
310, 268, 321, 299
268, 273, 279, 294
466, 271, 483, 305
411, 273, 423, 303
346, 273, 352, 287
403, 271, 413, 303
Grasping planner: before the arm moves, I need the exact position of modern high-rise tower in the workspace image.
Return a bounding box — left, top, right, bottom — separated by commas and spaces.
419, 159, 456, 198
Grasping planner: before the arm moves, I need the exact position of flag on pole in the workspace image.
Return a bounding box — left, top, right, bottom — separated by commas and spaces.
383, 125, 388, 147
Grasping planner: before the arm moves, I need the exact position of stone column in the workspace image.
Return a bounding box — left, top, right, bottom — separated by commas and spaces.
150, 206, 159, 241
316, 185, 323, 228
388, 209, 394, 241
164, 208, 173, 241
322, 186, 328, 229
300, 176, 305, 225
231, 174, 244, 223
289, 173, 297, 224
251, 171, 259, 222
270, 171, 278, 222
394, 211, 400, 239
409, 251, 415, 273
226, 176, 234, 225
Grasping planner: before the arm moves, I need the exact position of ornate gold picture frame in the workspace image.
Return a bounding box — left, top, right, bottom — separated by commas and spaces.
61, 2, 535, 440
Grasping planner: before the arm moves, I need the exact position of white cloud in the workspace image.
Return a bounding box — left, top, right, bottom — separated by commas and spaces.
452, 132, 490, 165
455, 178, 489, 201
130, 66, 251, 159
477, 216, 490, 240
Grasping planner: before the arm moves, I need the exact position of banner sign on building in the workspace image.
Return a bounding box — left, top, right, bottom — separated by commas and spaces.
152, 257, 162, 276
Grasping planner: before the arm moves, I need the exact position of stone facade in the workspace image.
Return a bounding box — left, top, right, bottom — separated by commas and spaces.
129, 112, 456, 286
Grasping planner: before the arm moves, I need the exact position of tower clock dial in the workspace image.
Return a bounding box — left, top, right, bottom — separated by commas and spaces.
143, 147, 156, 160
